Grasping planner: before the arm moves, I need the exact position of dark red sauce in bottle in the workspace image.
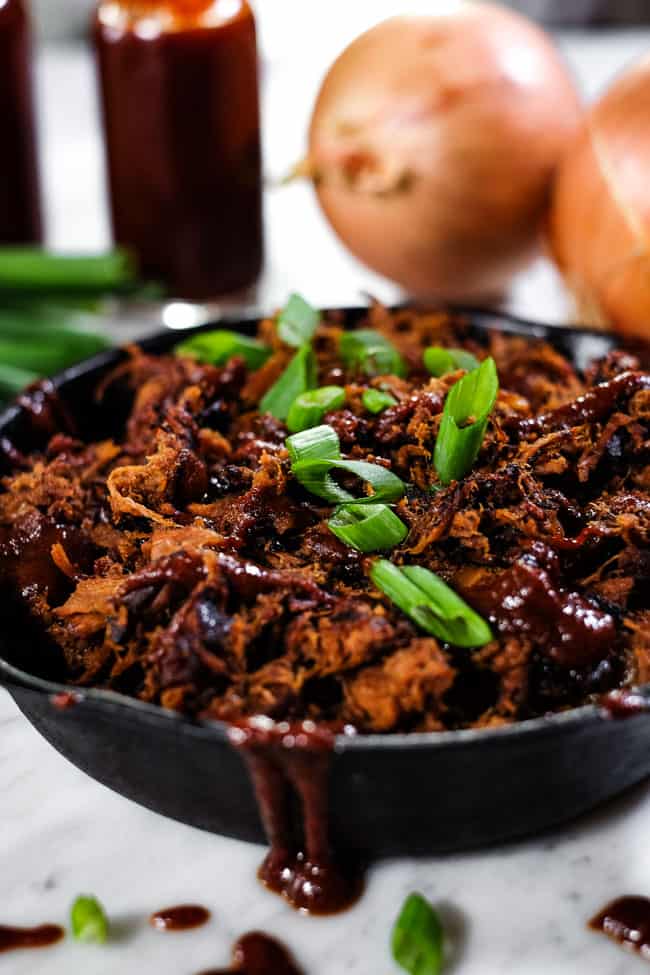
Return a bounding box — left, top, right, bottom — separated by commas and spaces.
94, 0, 263, 299
0, 0, 42, 244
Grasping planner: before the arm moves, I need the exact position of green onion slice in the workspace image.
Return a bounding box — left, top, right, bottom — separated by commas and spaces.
70, 895, 109, 944
286, 423, 341, 464
362, 388, 397, 414
329, 503, 407, 552
287, 385, 345, 434
392, 893, 444, 975
276, 293, 320, 347
371, 560, 493, 647
292, 457, 405, 505
434, 356, 499, 485
0, 248, 136, 294
175, 330, 271, 370
340, 329, 406, 378
260, 344, 317, 421
424, 346, 480, 377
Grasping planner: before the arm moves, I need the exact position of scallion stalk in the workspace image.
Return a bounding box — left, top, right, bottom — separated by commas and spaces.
392, 893, 444, 975
260, 344, 317, 421
362, 388, 397, 414
340, 329, 406, 378
286, 385, 346, 433
329, 502, 407, 552
434, 356, 499, 484
0, 248, 136, 294
424, 346, 479, 377
175, 329, 271, 370
276, 292, 320, 347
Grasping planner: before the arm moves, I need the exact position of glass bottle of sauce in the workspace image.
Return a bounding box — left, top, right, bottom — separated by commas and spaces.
94, 0, 263, 300
0, 0, 42, 244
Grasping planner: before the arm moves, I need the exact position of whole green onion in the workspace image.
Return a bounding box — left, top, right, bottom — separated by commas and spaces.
362, 388, 397, 414
340, 329, 406, 378
329, 503, 407, 552
392, 893, 444, 975
287, 385, 345, 434
0, 328, 109, 376
0, 363, 39, 398
260, 344, 317, 421
424, 346, 480, 377
276, 292, 320, 348
70, 895, 109, 944
0, 248, 136, 294
175, 329, 271, 370
434, 356, 499, 485
286, 423, 341, 464
371, 559, 493, 647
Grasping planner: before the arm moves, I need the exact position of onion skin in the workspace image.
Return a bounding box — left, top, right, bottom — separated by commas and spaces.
307, 3, 582, 301
549, 55, 650, 340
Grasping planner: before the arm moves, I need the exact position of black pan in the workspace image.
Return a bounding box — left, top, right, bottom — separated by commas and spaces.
0, 307, 648, 858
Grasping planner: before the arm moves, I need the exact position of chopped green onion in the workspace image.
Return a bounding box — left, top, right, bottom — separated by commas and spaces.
340, 329, 406, 378
329, 503, 407, 552
174, 330, 271, 370
424, 346, 480, 377
392, 893, 444, 975
286, 423, 341, 464
287, 385, 345, 433
260, 344, 317, 421
292, 456, 405, 505
362, 388, 397, 414
0, 248, 136, 294
370, 559, 493, 647
70, 895, 109, 944
434, 356, 499, 485
276, 293, 320, 348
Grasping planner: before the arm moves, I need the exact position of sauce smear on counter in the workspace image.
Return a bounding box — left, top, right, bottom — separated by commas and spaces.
0, 923, 64, 953
196, 931, 304, 975
150, 905, 211, 931
589, 896, 650, 957
230, 719, 363, 915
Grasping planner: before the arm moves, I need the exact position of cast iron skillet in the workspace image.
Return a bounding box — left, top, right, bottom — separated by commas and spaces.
0, 307, 648, 858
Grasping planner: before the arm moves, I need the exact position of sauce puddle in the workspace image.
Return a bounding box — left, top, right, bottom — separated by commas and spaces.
196, 931, 303, 975
150, 904, 211, 931
0, 923, 64, 953
229, 718, 363, 915
589, 896, 650, 958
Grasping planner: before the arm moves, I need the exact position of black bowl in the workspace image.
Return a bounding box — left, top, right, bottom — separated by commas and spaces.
1, 307, 648, 858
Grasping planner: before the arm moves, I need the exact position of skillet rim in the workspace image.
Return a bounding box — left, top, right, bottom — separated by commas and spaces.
1, 305, 648, 751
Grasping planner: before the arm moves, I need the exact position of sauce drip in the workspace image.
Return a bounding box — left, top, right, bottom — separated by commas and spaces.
196, 931, 304, 975
0, 923, 64, 953
150, 905, 211, 931
230, 719, 363, 915
599, 689, 649, 720
462, 542, 616, 669
512, 371, 650, 438
50, 691, 82, 711
589, 896, 650, 958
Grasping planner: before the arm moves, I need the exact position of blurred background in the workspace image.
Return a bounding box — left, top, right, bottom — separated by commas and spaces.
25, 0, 650, 327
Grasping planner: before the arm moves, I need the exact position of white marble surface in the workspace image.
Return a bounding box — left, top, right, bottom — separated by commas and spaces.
3, 7, 650, 973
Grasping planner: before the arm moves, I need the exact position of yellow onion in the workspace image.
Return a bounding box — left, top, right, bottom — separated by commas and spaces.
549, 55, 650, 340
305, 3, 582, 302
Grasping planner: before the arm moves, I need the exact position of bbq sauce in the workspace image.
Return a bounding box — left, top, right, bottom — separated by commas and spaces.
150, 904, 211, 931
0, 0, 42, 244
0, 923, 64, 953
94, 0, 263, 299
197, 931, 304, 975
230, 719, 364, 915
598, 689, 649, 720
589, 896, 650, 958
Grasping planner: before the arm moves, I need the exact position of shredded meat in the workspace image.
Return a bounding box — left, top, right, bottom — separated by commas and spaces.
1, 306, 649, 732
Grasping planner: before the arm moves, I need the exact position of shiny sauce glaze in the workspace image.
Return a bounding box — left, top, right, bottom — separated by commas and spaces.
196, 931, 304, 975
590, 896, 650, 958
461, 542, 616, 669
0, 923, 64, 953
150, 905, 211, 931
230, 719, 363, 915
598, 689, 650, 719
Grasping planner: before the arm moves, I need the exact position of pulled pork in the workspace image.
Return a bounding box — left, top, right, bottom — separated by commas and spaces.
1, 308, 649, 732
